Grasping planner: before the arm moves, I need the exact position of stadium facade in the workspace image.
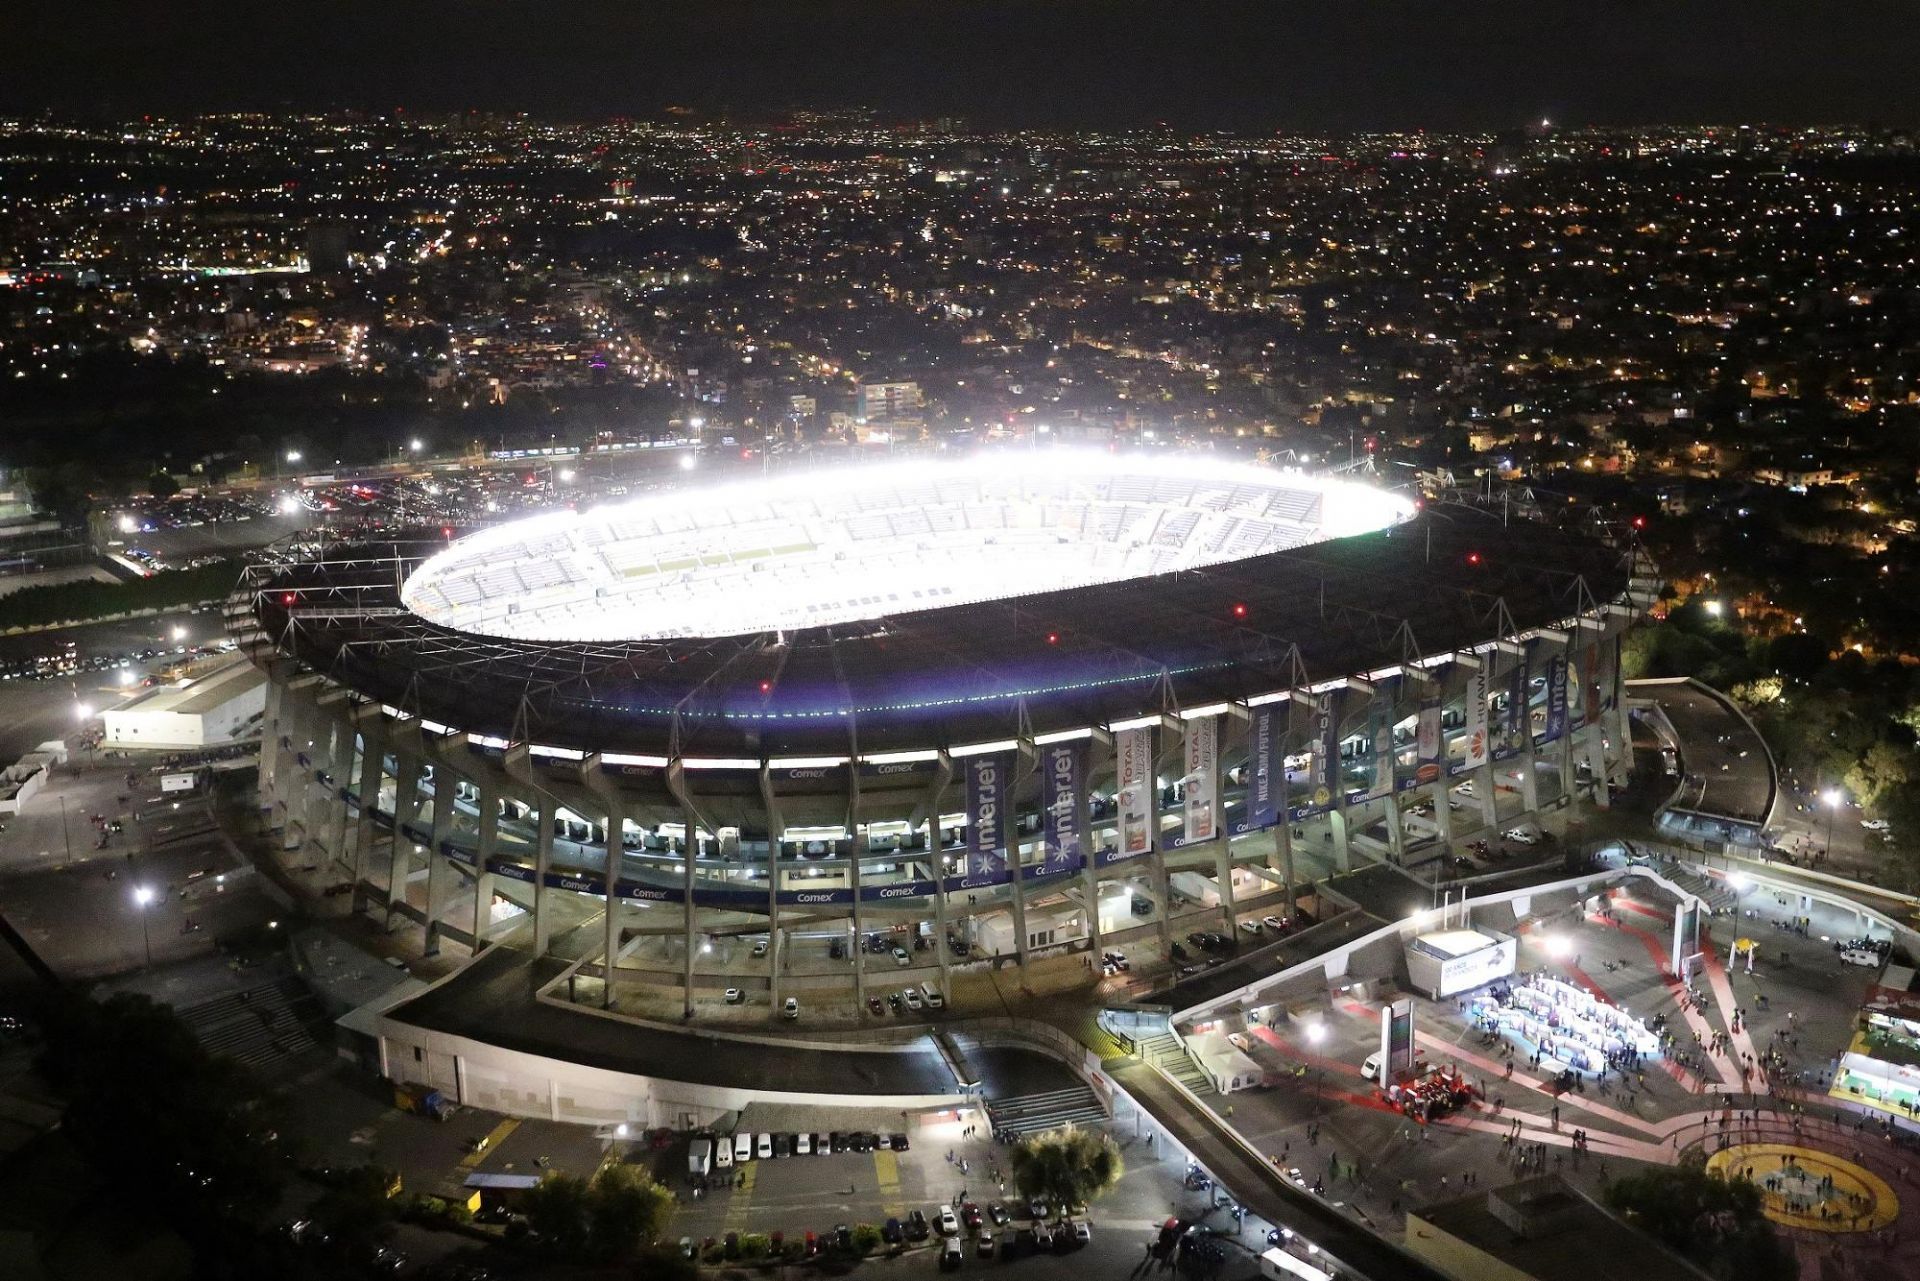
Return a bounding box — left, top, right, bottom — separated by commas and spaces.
231, 454, 1641, 1015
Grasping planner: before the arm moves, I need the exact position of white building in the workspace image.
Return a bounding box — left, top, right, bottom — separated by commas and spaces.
102, 655, 267, 749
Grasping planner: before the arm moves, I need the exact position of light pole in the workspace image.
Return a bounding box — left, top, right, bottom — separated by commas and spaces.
133, 885, 155, 969
1822, 788, 1842, 867
1306, 1022, 1327, 1116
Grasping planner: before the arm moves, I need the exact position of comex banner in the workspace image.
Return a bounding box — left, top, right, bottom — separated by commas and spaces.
1183, 715, 1218, 844
1115, 725, 1153, 860
1042, 740, 1085, 873
965, 751, 1010, 878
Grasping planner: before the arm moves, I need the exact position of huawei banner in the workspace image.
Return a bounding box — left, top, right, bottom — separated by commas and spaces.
1248, 704, 1283, 831
1183, 715, 1219, 844
1463, 663, 1489, 770
1115, 725, 1154, 860
1042, 740, 1086, 872
964, 751, 1010, 878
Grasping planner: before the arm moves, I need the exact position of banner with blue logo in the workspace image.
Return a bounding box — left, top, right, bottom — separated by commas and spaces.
965, 752, 1010, 878
1041, 740, 1085, 872
1248, 703, 1283, 831
1544, 656, 1569, 741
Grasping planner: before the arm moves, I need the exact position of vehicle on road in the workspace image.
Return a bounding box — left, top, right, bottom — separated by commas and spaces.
782, 997, 800, 1020
939, 1207, 960, 1237
724, 988, 745, 1004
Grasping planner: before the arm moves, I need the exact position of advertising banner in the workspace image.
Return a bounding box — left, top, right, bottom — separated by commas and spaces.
1042, 740, 1086, 872
1115, 725, 1154, 860
1309, 690, 1341, 809
1507, 652, 1530, 740
1182, 715, 1219, 844
1369, 686, 1395, 796
1464, 663, 1490, 770
964, 752, 1010, 878
1382, 999, 1416, 1083
1248, 703, 1283, 831
1597, 633, 1617, 713
1545, 655, 1570, 741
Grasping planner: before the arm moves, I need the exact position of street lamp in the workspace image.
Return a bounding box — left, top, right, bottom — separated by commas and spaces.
1822, 788, 1843, 866
133, 885, 155, 969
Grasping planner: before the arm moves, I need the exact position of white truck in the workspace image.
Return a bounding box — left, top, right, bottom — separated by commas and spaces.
688, 1137, 713, 1181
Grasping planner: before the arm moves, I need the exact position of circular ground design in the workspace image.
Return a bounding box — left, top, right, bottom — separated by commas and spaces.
1707, 1142, 1899, 1233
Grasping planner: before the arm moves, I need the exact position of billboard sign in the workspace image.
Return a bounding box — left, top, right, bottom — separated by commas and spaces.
1183, 716, 1219, 844
1545, 656, 1570, 741
965, 752, 1010, 878
1381, 999, 1416, 1083
1464, 663, 1489, 770
1310, 690, 1340, 808
1042, 740, 1086, 872
1115, 725, 1153, 860
1248, 703, 1283, 831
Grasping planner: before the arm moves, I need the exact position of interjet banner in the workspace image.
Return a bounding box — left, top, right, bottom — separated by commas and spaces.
1545, 655, 1570, 741
964, 751, 1010, 878
1041, 740, 1086, 872
1464, 663, 1490, 769
1183, 715, 1219, 844
1115, 725, 1153, 860
1248, 704, 1283, 831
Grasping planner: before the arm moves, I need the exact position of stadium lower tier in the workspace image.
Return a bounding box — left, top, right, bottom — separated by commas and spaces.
255, 623, 1629, 1012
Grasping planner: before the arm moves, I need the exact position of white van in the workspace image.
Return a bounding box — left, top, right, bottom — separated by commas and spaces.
1840, 947, 1883, 969
921, 982, 946, 1009
689, 1137, 713, 1180
715, 1138, 733, 1169
733, 1132, 753, 1164
1362, 1048, 1427, 1081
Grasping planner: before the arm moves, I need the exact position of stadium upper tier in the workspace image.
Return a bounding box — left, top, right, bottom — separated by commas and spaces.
399, 454, 1416, 643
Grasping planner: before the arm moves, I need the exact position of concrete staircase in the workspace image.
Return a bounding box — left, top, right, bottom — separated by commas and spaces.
176, 977, 328, 1072
1143, 1032, 1215, 1097
985, 1085, 1108, 1137
1664, 867, 1738, 914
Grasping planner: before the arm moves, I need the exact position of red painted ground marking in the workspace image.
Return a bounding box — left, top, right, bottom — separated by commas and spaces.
1559, 962, 1617, 1006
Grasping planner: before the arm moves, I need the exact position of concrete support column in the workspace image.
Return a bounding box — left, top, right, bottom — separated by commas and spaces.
470, 775, 499, 952
681, 803, 697, 1016
602, 792, 624, 1008
349, 710, 386, 912
423, 765, 458, 956
386, 750, 423, 926
1212, 835, 1235, 930
847, 834, 868, 1007
1583, 723, 1611, 810
1272, 821, 1296, 925
1430, 779, 1454, 847
1006, 834, 1031, 982
929, 823, 953, 996
1479, 756, 1508, 827
1326, 803, 1352, 873
260, 676, 286, 805
318, 702, 355, 866
1382, 791, 1407, 861
1080, 748, 1103, 963
533, 791, 556, 956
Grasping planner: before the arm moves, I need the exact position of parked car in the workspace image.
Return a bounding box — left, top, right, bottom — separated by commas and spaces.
907, 1209, 930, 1240
903, 988, 925, 1012
867, 996, 886, 1016
939, 1207, 960, 1236
891, 945, 912, 966
724, 988, 745, 1004
882, 1217, 904, 1245
782, 997, 800, 1020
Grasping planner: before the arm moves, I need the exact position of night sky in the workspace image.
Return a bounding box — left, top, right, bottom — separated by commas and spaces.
5, 1, 1919, 130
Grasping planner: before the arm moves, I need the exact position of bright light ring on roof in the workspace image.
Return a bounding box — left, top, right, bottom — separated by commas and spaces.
399, 450, 1415, 644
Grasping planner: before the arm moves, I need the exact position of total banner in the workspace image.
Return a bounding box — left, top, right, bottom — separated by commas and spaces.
1544, 655, 1570, 741
1309, 689, 1341, 809
964, 751, 1010, 878
1183, 715, 1219, 844
1247, 703, 1284, 831
1115, 725, 1154, 860
1041, 740, 1086, 872
1463, 663, 1490, 769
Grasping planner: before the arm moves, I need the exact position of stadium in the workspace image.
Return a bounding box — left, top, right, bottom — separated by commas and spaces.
232, 451, 1640, 1032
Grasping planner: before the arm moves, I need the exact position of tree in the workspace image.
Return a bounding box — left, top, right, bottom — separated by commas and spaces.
147, 471, 180, 498
1603, 1163, 1796, 1281
525, 1164, 673, 1263
1008, 1126, 1124, 1210
1845, 740, 1915, 816
586, 1163, 674, 1261
523, 1171, 594, 1261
